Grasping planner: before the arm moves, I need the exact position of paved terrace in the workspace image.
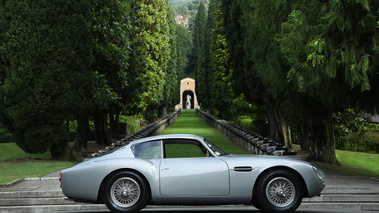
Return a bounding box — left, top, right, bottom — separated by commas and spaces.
1, 163, 379, 212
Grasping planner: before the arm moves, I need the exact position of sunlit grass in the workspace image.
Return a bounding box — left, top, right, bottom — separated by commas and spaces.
160, 110, 249, 154
0, 143, 51, 162
0, 143, 75, 184
0, 161, 75, 184
296, 143, 379, 178
335, 149, 379, 178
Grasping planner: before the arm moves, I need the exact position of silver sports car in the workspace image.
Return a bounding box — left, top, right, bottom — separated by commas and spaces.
60, 134, 325, 213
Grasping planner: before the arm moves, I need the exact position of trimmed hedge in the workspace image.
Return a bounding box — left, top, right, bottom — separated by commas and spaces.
336, 124, 379, 153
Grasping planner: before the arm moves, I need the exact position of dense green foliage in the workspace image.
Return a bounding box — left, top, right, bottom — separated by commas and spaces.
193, 3, 208, 108
207, 0, 234, 119
191, 0, 379, 164
90, 0, 131, 146
176, 24, 193, 80
127, 0, 178, 122
1, 0, 378, 164
334, 109, 379, 153
0, 0, 93, 159
0, 0, 179, 158
278, 0, 379, 163
0, 123, 13, 143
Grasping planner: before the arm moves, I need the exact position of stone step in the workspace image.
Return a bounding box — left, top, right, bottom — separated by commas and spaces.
300, 202, 379, 211
1, 193, 379, 206
0, 191, 62, 199
322, 185, 379, 194
0, 197, 72, 206
0, 204, 108, 213
303, 194, 379, 203
1, 203, 379, 213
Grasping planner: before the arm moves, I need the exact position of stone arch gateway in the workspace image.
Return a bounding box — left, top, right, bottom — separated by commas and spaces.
175, 78, 199, 110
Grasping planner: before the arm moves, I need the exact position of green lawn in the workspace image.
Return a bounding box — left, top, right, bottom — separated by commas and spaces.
296, 144, 379, 178
0, 143, 75, 184
335, 149, 379, 178
160, 110, 249, 154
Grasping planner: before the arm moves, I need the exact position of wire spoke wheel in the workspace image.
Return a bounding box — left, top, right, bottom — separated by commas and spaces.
110, 177, 141, 208
104, 171, 149, 213
266, 177, 295, 208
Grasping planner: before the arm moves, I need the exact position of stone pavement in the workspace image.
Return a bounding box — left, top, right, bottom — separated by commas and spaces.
1, 167, 379, 212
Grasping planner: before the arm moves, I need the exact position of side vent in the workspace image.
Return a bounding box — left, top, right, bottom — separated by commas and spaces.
234, 166, 253, 172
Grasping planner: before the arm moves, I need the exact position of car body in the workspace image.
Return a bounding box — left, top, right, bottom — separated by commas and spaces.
60, 134, 325, 213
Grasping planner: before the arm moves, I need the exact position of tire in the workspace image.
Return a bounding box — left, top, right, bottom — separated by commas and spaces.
252, 199, 263, 211
103, 171, 149, 213
256, 170, 303, 213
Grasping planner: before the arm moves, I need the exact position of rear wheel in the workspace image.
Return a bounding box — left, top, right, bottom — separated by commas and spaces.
256, 170, 303, 213
103, 171, 149, 213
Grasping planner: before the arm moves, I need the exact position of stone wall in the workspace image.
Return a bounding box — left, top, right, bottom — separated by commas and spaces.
196, 109, 295, 156
92, 109, 181, 157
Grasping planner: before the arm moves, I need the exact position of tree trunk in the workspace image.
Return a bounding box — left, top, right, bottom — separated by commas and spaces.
307, 105, 339, 165
93, 109, 111, 145
51, 140, 73, 160
109, 105, 120, 140
265, 102, 292, 148
50, 121, 74, 160
296, 115, 310, 152
72, 110, 90, 152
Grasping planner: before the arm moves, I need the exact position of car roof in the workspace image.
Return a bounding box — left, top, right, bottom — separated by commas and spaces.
128, 134, 205, 146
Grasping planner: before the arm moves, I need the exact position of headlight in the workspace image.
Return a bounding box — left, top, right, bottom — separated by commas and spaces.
312, 166, 325, 184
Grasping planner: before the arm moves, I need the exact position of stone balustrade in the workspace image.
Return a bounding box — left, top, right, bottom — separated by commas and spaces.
92, 109, 181, 157
196, 109, 295, 156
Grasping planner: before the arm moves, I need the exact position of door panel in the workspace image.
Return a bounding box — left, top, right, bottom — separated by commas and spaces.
159, 158, 230, 196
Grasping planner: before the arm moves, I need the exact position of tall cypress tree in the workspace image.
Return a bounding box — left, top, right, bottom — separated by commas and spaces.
239, 0, 294, 148
202, 0, 220, 110
122, 0, 179, 122
208, 1, 235, 119
193, 3, 207, 107
0, 0, 93, 160
90, 0, 131, 145
176, 23, 193, 83
279, 0, 379, 164
160, 2, 178, 115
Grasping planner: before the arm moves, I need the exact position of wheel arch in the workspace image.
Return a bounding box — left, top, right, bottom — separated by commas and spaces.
97, 168, 152, 202
252, 166, 309, 202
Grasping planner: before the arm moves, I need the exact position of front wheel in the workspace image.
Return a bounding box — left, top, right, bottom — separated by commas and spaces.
256, 170, 303, 213
103, 171, 149, 213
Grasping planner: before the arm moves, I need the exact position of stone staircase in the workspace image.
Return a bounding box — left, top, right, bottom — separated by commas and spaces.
1, 182, 379, 213
302, 185, 379, 211
0, 189, 108, 213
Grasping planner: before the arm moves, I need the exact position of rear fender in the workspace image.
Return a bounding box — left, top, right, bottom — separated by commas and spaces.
61, 158, 157, 202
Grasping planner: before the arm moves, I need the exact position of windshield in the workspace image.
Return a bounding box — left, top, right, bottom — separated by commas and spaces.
204, 138, 228, 156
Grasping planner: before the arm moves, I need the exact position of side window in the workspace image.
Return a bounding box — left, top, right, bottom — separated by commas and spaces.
164, 141, 206, 158
132, 140, 162, 159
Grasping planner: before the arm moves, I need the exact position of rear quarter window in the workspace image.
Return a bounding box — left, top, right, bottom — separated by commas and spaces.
132, 140, 162, 159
